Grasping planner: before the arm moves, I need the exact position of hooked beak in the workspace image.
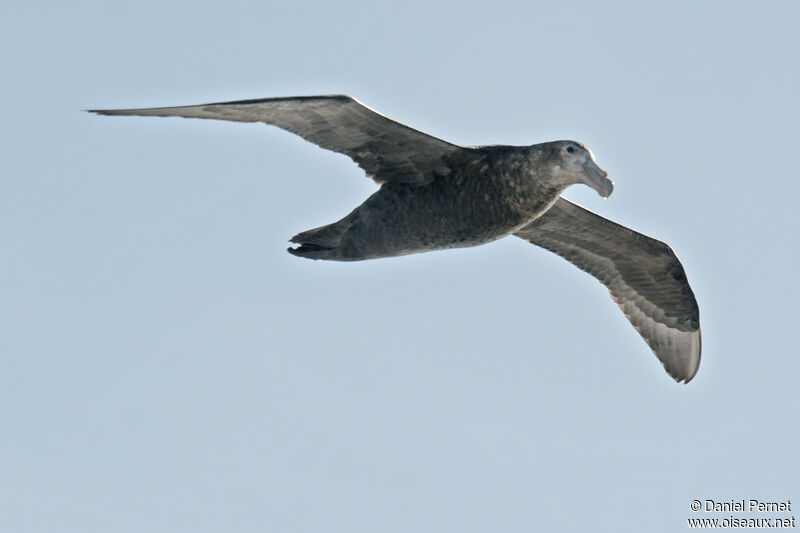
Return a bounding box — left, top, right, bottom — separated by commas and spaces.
581, 159, 613, 198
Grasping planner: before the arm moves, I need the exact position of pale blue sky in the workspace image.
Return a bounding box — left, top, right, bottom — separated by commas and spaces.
2, 1, 798, 532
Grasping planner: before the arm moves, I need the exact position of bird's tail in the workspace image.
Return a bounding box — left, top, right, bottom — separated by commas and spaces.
287, 215, 355, 260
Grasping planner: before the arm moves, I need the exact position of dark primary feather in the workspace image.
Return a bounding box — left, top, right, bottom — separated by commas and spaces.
515, 198, 701, 382
89, 95, 460, 186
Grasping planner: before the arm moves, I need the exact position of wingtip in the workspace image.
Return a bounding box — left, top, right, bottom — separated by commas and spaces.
86, 108, 132, 116
663, 328, 702, 384
682, 329, 702, 384
86, 108, 122, 116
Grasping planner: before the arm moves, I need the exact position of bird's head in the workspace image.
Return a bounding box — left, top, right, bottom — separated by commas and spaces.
547, 140, 613, 198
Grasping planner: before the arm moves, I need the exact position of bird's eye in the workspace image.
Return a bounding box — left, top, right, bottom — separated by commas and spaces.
566, 146, 575, 154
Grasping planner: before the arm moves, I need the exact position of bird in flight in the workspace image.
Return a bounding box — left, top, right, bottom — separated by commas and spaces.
90, 95, 701, 383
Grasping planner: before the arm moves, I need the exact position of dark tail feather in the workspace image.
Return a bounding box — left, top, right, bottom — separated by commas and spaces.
287, 242, 337, 260
288, 215, 354, 260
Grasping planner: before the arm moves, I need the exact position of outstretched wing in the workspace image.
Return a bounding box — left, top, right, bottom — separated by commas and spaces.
515, 198, 701, 383
90, 95, 461, 185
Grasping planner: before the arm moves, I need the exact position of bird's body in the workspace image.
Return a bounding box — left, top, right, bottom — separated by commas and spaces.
291, 146, 564, 260
90, 95, 701, 383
